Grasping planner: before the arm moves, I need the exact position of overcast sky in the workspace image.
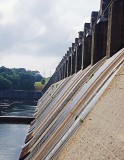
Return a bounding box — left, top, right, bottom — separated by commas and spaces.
0, 0, 100, 77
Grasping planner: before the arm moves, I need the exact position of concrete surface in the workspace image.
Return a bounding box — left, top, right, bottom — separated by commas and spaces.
56, 64, 124, 160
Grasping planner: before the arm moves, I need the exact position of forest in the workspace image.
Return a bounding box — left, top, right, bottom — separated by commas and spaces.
0, 66, 44, 90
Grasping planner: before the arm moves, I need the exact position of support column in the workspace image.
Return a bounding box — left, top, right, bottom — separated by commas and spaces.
91, 20, 108, 65
61, 58, 64, 80
62, 57, 66, 79
107, 0, 124, 57
65, 54, 68, 78
90, 11, 98, 29
76, 31, 83, 72
57, 65, 61, 81
82, 23, 92, 69
75, 38, 79, 73
69, 47, 72, 75
91, 0, 110, 65
60, 67, 63, 81
54, 69, 59, 82
67, 51, 71, 77
72, 43, 76, 75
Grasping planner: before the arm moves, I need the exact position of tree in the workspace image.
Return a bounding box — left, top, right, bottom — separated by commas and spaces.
0, 75, 12, 90
41, 78, 45, 85
0, 66, 13, 75
18, 73, 35, 90
0, 66, 43, 90
35, 74, 43, 82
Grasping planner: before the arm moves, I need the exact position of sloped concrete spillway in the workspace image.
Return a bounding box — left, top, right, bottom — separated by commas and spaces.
19, 49, 124, 160
57, 60, 124, 160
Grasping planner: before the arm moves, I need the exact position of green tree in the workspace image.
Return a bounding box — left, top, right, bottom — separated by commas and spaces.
0, 66, 43, 90
18, 73, 35, 90
0, 75, 12, 90
41, 78, 45, 85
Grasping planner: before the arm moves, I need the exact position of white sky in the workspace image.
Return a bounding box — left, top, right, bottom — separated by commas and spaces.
0, 0, 100, 77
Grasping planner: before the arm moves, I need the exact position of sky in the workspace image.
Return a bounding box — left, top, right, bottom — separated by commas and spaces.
0, 0, 100, 77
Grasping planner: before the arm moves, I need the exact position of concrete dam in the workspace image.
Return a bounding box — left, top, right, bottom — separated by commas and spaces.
20, 0, 124, 159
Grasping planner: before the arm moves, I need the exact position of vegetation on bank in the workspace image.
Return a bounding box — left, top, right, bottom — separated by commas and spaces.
34, 77, 50, 91
0, 66, 50, 91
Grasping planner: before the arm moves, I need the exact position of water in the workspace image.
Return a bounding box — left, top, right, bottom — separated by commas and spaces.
0, 101, 36, 160
0, 102, 36, 117
0, 124, 29, 160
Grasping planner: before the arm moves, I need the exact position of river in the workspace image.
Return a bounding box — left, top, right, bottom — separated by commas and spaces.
0, 101, 36, 160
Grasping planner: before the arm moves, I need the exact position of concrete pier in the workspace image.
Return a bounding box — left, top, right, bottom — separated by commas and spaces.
107, 0, 124, 57
82, 23, 92, 69
67, 51, 71, 76
90, 11, 98, 29
65, 53, 69, 78
69, 47, 72, 75
91, 19, 108, 65
61, 56, 66, 79
74, 38, 79, 73
91, 0, 110, 65
72, 43, 76, 75
76, 32, 83, 72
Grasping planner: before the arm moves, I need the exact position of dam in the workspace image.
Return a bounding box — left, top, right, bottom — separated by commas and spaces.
18, 0, 124, 159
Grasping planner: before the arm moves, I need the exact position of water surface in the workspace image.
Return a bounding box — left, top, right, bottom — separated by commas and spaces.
0, 101, 36, 159
0, 102, 36, 117
0, 124, 29, 160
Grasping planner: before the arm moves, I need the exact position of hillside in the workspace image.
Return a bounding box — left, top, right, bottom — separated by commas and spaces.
0, 66, 45, 91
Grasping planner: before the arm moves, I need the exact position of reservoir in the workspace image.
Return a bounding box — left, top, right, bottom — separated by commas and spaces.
0, 101, 36, 117
0, 124, 29, 160
0, 101, 36, 160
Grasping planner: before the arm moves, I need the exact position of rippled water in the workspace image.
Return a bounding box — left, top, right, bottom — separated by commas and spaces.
0, 124, 29, 160
0, 102, 36, 117
0, 101, 36, 160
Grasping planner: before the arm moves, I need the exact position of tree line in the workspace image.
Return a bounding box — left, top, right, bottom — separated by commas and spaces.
0, 66, 44, 90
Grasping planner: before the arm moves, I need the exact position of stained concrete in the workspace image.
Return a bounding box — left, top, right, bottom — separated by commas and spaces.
57, 64, 124, 160
107, 0, 124, 57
